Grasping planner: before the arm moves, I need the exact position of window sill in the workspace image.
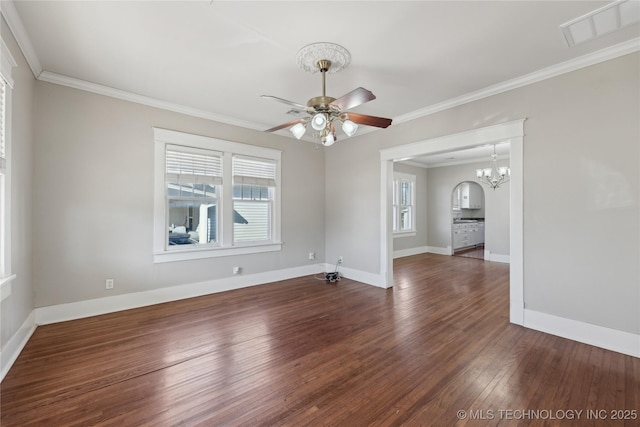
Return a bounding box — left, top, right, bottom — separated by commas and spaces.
0, 274, 16, 302
153, 242, 283, 263
393, 231, 416, 238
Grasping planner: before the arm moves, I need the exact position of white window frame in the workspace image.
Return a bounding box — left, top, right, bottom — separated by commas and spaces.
392, 172, 416, 237
153, 128, 282, 263
0, 39, 17, 301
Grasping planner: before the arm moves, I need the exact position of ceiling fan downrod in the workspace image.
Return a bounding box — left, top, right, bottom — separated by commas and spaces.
307, 60, 336, 112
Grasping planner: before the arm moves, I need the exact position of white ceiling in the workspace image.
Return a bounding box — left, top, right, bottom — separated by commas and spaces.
5, 0, 640, 148
402, 142, 512, 169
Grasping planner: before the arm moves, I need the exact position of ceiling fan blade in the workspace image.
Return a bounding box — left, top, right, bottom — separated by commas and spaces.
261, 95, 309, 112
330, 87, 376, 111
344, 112, 392, 129
265, 118, 304, 133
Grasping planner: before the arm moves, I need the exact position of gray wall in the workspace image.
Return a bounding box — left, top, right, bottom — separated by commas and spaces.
32, 82, 326, 307
0, 18, 35, 350
325, 53, 639, 334
426, 161, 509, 256
392, 162, 427, 253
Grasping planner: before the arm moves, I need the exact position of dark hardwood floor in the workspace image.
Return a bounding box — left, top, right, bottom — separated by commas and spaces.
454, 245, 485, 260
1, 253, 638, 426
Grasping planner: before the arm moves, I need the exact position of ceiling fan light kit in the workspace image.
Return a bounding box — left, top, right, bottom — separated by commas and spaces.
262, 42, 392, 145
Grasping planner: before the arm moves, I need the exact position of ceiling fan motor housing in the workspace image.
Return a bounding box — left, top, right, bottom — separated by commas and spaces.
307, 96, 336, 111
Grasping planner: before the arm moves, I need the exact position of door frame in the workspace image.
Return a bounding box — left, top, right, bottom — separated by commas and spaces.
380, 119, 525, 325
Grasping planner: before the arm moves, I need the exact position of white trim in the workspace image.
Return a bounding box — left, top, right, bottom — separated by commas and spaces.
0, 273, 16, 301
0, 39, 17, 88
393, 232, 416, 238
0, 0, 43, 78
428, 246, 452, 256
486, 252, 510, 264
35, 264, 323, 326
0, 310, 36, 382
153, 242, 283, 263
394, 37, 640, 125
524, 309, 640, 358
394, 246, 457, 259
508, 134, 524, 325
380, 119, 525, 326
393, 246, 430, 259
40, 71, 263, 131
322, 263, 386, 289
381, 120, 525, 162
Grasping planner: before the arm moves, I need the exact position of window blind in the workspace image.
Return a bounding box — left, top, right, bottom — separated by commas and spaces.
233, 155, 276, 187
166, 145, 222, 185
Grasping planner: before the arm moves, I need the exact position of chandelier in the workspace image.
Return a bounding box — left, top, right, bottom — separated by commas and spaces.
476, 145, 510, 189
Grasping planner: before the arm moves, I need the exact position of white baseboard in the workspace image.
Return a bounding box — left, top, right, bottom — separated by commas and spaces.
1, 310, 37, 382
429, 246, 452, 256
35, 264, 324, 326
393, 246, 453, 258
485, 250, 510, 263
523, 309, 640, 358
393, 246, 430, 259
320, 263, 386, 288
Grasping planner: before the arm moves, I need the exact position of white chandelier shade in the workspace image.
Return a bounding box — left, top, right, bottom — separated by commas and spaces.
476, 145, 510, 189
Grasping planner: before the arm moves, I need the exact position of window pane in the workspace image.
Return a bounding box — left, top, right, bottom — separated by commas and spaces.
168, 200, 217, 245
233, 184, 270, 201
234, 201, 270, 242
392, 205, 398, 231
400, 181, 413, 205
400, 207, 412, 231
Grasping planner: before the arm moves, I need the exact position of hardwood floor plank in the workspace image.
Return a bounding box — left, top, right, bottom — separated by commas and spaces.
1, 254, 638, 426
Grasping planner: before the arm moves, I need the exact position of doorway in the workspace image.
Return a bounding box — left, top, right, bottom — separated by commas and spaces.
452, 181, 485, 260
380, 119, 525, 326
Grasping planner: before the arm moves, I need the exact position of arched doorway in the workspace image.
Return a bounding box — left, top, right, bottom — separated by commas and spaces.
452, 181, 485, 260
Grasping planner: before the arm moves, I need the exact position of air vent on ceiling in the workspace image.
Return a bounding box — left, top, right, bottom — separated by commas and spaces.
560, 0, 639, 47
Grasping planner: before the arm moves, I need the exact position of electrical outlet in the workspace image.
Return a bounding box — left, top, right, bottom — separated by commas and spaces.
308, 252, 315, 260
339, 256, 343, 263
105, 279, 114, 290
233, 266, 241, 275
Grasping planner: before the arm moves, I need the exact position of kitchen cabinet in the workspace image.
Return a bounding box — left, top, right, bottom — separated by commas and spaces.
460, 183, 482, 209
453, 221, 485, 250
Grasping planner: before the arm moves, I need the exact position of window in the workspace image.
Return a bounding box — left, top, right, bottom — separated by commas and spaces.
392, 172, 416, 235
166, 145, 222, 246
232, 156, 276, 244
153, 128, 281, 263
0, 39, 16, 299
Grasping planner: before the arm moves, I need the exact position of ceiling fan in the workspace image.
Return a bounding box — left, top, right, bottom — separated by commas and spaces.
262, 42, 392, 146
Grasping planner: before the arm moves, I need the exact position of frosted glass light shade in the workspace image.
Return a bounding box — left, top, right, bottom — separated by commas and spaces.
290, 122, 306, 139
342, 119, 358, 137
311, 113, 327, 131
322, 133, 335, 146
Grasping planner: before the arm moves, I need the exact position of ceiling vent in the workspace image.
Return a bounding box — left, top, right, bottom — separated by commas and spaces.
560, 0, 639, 47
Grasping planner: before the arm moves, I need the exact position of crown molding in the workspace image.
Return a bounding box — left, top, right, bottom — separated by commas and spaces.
0, 0, 42, 78
38, 71, 264, 131
401, 153, 511, 170
394, 37, 640, 125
